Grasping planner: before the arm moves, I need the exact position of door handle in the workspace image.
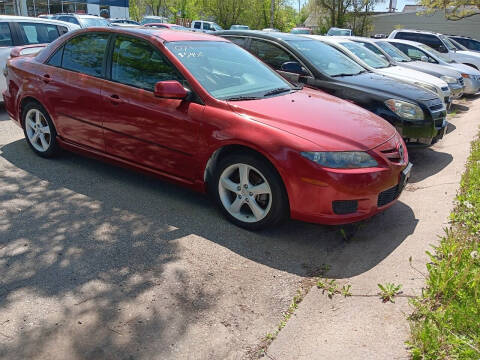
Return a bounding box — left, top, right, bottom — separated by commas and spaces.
109, 94, 122, 105
42, 74, 50, 83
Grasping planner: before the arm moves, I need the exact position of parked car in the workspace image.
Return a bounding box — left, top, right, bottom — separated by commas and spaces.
449, 35, 480, 52
0, 15, 79, 102
346, 37, 464, 101
3, 27, 411, 229
216, 30, 447, 145
140, 16, 168, 25
191, 20, 223, 32
389, 29, 480, 70
230, 24, 249, 30
387, 39, 480, 95
262, 28, 280, 32
52, 14, 111, 28
316, 36, 452, 106
327, 27, 352, 36
143, 23, 189, 31
109, 18, 140, 26
290, 27, 312, 34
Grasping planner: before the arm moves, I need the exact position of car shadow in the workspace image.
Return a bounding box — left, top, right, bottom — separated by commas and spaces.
446, 122, 456, 135
406, 146, 453, 184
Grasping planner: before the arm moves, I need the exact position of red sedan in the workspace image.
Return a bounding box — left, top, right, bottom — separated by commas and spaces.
3, 27, 411, 230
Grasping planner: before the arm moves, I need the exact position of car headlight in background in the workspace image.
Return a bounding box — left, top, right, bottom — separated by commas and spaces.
441, 75, 458, 84
414, 82, 439, 95
385, 99, 424, 121
301, 151, 378, 168
461, 73, 470, 79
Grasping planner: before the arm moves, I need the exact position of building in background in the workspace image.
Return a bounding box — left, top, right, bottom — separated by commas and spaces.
0, 0, 128, 18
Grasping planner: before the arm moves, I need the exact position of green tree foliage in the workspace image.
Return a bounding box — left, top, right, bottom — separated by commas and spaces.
419, 0, 480, 20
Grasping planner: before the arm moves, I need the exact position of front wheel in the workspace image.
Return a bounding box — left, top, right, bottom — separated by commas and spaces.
212, 153, 289, 230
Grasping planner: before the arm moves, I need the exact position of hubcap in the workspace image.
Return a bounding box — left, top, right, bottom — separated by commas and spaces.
25, 109, 51, 152
218, 163, 272, 223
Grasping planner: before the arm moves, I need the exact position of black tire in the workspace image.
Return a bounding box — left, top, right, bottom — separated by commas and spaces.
211, 152, 289, 230
22, 101, 60, 158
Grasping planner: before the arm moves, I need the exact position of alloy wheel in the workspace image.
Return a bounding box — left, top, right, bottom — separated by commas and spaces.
25, 109, 51, 152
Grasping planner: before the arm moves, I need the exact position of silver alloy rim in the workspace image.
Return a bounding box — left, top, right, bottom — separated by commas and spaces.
218, 163, 272, 223
25, 109, 51, 152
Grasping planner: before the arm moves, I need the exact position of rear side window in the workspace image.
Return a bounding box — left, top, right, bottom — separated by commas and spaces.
17, 22, 60, 44
250, 39, 296, 70
47, 46, 63, 67
193, 22, 201, 29
394, 32, 417, 41
418, 34, 444, 52
61, 33, 109, 77
227, 36, 248, 47
0, 22, 13, 46
111, 35, 181, 91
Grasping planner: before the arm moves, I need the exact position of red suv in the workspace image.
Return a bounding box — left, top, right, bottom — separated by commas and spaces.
3, 28, 411, 229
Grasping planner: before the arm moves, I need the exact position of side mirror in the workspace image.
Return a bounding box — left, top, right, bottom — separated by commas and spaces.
281, 61, 306, 75
420, 55, 428, 62
154, 81, 188, 99
438, 44, 447, 53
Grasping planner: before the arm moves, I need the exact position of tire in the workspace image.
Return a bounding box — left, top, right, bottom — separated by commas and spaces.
211, 153, 289, 230
22, 102, 60, 158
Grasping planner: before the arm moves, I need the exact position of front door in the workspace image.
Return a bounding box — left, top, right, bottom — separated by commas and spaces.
101, 35, 204, 181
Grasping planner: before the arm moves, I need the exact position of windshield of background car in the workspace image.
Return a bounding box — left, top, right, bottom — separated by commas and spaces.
376, 41, 412, 62
212, 23, 223, 31
79, 18, 111, 27
287, 39, 365, 76
448, 37, 467, 50
418, 43, 453, 63
341, 41, 390, 68
165, 41, 293, 100
291, 29, 310, 34
328, 29, 351, 36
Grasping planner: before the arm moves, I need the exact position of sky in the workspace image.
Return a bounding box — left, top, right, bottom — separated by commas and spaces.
291, 0, 419, 13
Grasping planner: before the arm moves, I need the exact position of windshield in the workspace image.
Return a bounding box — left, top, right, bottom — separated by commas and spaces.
79, 17, 111, 27
165, 41, 293, 100
439, 35, 457, 51
287, 40, 365, 76
170, 25, 188, 31
212, 23, 223, 31
231, 25, 249, 30
418, 43, 453, 63
327, 29, 351, 36
291, 29, 311, 34
341, 41, 390, 69
376, 41, 411, 62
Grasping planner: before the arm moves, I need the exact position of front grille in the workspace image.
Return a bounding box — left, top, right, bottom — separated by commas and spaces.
378, 185, 400, 207
332, 200, 358, 215
430, 103, 444, 111
381, 147, 403, 163
458, 77, 464, 86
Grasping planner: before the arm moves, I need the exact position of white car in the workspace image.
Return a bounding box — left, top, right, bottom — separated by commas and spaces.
0, 16, 79, 101
307, 35, 451, 105
191, 20, 223, 32
389, 29, 480, 71
387, 39, 480, 95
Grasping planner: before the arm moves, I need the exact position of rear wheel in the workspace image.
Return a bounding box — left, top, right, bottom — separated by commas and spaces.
22, 102, 59, 158
212, 153, 288, 230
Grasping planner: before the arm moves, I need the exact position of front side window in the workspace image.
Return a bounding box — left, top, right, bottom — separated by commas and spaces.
250, 39, 297, 70
418, 44, 453, 63
392, 43, 434, 62
18, 22, 59, 44
341, 41, 390, 69
62, 33, 109, 77
193, 22, 201, 29
111, 36, 181, 91
165, 41, 293, 100
0, 23, 13, 46
203, 23, 211, 31
287, 39, 365, 77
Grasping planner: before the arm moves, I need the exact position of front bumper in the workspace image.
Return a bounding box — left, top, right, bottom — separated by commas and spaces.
463, 76, 480, 94
448, 82, 464, 99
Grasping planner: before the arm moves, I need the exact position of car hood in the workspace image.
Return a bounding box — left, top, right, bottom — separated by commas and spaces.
227, 88, 396, 152
336, 72, 438, 101
439, 62, 480, 75
408, 61, 462, 79
379, 66, 447, 88
457, 50, 480, 62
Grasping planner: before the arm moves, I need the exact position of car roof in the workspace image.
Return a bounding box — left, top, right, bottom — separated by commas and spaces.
393, 29, 444, 36
0, 15, 79, 28
215, 30, 310, 42
306, 35, 353, 43
387, 38, 426, 47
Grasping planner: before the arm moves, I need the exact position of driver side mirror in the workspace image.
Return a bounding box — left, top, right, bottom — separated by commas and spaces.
281, 61, 307, 75
154, 81, 189, 99
420, 55, 428, 62
438, 44, 447, 53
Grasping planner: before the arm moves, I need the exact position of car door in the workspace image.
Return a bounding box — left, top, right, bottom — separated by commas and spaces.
100, 34, 203, 180
41, 32, 110, 151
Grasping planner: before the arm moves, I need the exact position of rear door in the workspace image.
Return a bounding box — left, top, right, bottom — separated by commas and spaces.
100, 34, 203, 180
41, 32, 110, 151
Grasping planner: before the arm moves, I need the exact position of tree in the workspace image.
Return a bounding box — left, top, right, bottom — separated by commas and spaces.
419, 0, 480, 20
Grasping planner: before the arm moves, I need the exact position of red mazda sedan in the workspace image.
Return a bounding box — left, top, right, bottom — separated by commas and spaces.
3, 28, 411, 230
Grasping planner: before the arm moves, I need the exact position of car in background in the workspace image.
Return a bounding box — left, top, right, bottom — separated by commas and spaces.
109, 18, 140, 26
3, 27, 411, 229
52, 14, 111, 28
143, 23, 189, 31
290, 27, 312, 34
37, 14, 56, 19
327, 27, 352, 36
449, 35, 480, 52
262, 28, 280, 32
140, 16, 168, 25
389, 29, 480, 70
387, 39, 480, 95
230, 24, 249, 30
191, 20, 222, 32
215, 30, 447, 146
316, 36, 452, 106
371, 33, 387, 39
0, 15, 79, 101
348, 37, 464, 101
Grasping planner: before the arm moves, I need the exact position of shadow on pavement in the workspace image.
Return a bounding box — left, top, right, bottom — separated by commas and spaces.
407, 147, 453, 184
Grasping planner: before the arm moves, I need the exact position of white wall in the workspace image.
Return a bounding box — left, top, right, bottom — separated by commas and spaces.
109, 6, 129, 19
87, 3, 100, 16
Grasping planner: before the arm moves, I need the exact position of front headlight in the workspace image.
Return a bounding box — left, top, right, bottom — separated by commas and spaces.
301, 151, 378, 169
415, 82, 438, 95
441, 75, 458, 84
461, 73, 470, 79
385, 99, 424, 121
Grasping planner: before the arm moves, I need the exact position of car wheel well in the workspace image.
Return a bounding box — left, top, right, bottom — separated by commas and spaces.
463, 63, 478, 70
19, 97, 43, 127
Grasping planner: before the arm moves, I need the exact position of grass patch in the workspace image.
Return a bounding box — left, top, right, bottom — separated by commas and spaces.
408, 135, 480, 359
